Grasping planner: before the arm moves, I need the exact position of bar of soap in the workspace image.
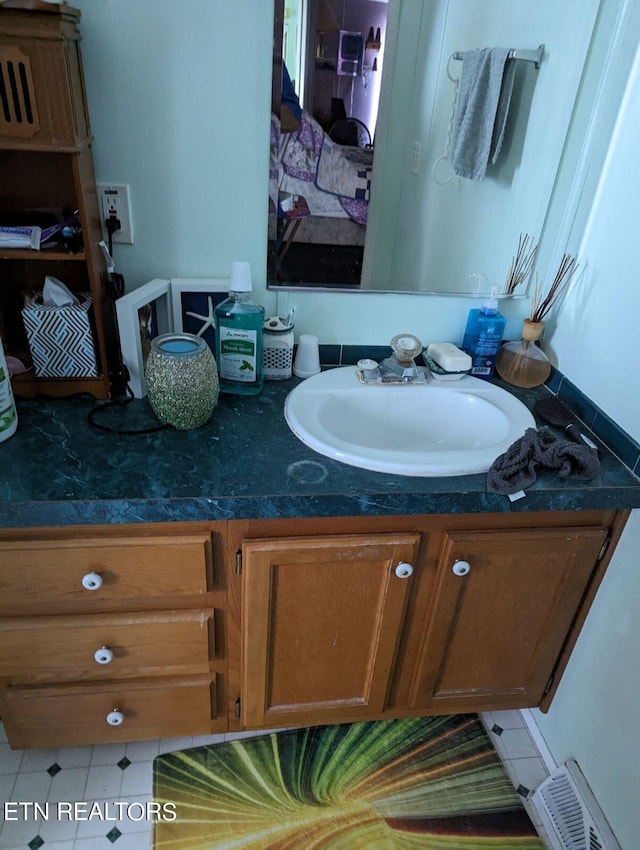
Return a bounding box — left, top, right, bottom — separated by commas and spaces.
427, 343, 471, 373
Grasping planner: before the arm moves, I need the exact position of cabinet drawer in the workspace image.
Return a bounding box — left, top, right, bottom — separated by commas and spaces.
1, 676, 215, 749
0, 535, 211, 611
0, 610, 214, 682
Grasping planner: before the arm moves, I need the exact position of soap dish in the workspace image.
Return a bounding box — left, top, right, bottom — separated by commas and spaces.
422, 351, 471, 381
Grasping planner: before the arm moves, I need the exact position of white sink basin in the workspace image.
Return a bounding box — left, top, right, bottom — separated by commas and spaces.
284, 367, 535, 476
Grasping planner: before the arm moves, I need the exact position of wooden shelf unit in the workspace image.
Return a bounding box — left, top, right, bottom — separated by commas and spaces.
0, 3, 117, 399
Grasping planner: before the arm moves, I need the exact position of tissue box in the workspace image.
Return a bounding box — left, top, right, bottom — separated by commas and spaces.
22, 293, 98, 378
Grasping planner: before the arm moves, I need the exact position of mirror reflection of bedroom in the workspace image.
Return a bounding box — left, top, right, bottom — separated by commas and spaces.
269, 0, 388, 289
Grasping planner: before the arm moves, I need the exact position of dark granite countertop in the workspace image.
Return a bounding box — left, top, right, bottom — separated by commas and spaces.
2, 375, 639, 528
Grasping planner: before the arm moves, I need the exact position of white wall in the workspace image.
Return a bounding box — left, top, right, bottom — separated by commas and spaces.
532, 33, 640, 850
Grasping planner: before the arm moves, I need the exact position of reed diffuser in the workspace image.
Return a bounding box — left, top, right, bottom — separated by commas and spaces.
503, 233, 538, 296
496, 254, 578, 388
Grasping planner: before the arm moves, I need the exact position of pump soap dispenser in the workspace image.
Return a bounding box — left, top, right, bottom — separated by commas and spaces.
461, 285, 506, 378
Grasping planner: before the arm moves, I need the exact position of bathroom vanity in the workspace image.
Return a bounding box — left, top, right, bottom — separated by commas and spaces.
0, 380, 638, 749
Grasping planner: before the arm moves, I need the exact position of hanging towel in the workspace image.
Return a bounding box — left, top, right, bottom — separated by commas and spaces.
449, 47, 516, 181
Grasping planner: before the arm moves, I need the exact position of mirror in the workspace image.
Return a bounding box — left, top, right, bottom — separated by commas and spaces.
268, 0, 386, 290
268, 0, 600, 295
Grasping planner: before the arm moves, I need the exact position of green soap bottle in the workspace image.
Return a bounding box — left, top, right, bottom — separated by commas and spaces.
214, 262, 265, 395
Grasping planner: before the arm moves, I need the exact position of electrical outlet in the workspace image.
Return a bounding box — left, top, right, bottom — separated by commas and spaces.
97, 183, 134, 244
410, 141, 421, 175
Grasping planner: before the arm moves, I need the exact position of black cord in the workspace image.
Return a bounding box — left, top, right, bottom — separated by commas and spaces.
88, 384, 170, 435
107, 271, 125, 300
105, 215, 121, 260
90, 233, 168, 434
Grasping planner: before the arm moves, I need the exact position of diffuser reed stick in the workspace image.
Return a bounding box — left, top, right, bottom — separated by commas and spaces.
529, 253, 578, 322
504, 233, 538, 295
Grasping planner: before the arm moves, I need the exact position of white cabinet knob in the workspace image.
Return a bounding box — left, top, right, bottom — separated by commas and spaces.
106, 709, 124, 726
395, 562, 414, 578
452, 559, 471, 577
94, 647, 113, 665
82, 572, 103, 591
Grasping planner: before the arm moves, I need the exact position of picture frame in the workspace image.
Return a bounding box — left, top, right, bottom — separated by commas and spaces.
170, 277, 229, 356
115, 278, 172, 398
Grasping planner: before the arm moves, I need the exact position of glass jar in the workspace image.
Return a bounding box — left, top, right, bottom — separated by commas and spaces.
145, 333, 218, 429
495, 319, 551, 388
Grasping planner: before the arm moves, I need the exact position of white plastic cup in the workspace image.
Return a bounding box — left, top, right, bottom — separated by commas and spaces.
293, 334, 321, 378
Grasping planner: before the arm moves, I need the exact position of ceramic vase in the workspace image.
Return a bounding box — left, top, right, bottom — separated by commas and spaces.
145, 333, 218, 429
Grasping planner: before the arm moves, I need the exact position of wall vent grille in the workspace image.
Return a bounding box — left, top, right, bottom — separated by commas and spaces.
531, 760, 620, 850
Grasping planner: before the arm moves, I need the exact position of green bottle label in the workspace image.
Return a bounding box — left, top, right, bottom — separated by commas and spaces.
0, 366, 17, 433
219, 326, 257, 382
0, 403, 16, 432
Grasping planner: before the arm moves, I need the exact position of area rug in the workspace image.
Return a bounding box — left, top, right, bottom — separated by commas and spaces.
153, 714, 544, 849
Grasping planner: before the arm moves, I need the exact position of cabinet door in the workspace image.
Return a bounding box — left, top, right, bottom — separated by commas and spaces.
0, 7, 89, 147
413, 526, 607, 711
241, 533, 420, 727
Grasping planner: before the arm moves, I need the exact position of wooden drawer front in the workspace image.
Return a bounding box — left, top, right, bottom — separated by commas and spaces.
0, 535, 211, 610
0, 610, 214, 681
1, 676, 214, 749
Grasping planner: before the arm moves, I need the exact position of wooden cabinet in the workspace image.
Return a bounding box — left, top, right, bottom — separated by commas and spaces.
0, 509, 628, 748
0, 3, 119, 399
231, 511, 626, 732
0, 526, 226, 749
240, 533, 420, 727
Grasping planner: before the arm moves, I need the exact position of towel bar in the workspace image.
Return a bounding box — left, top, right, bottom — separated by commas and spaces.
453, 44, 544, 69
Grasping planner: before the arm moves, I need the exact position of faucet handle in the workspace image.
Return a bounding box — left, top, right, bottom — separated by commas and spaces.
390, 333, 422, 365
356, 359, 381, 383
401, 366, 419, 382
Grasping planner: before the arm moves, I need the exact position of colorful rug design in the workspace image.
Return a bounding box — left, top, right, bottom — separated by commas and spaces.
153, 715, 544, 849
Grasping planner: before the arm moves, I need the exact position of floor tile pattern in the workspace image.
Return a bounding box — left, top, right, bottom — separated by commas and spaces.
0, 712, 551, 849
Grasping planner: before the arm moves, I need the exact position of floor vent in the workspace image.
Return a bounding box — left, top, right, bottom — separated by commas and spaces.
531, 760, 620, 850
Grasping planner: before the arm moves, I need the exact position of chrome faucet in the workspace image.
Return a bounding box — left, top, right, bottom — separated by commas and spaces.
359, 334, 428, 383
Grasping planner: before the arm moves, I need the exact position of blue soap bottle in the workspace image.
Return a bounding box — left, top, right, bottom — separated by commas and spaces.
461, 285, 506, 378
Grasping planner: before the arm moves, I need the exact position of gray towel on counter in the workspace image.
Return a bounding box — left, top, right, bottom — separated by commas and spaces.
487, 427, 601, 495
449, 47, 516, 181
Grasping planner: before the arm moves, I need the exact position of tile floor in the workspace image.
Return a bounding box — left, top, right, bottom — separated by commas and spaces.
0, 711, 551, 849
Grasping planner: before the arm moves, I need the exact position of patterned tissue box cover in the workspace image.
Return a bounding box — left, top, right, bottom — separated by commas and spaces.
21, 292, 98, 378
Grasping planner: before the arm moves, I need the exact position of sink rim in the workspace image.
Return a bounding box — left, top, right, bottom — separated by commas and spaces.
284, 367, 536, 477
